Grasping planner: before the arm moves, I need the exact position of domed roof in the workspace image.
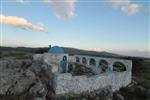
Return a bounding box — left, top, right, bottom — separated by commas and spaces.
48, 46, 64, 54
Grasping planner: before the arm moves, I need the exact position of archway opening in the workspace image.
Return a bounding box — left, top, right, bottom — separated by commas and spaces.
62, 56, 67, 61
60, 56, 68, 73
113, 62, 126, 72
89, 58, 96, 66
99, 59, 108, 73
82, 57, 87, 64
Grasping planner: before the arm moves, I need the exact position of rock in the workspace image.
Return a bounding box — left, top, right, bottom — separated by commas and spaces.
0, 58, 50, 100
138, 85, 146, 92
6, 78, 36, 95
81, 98, 87, 100
29, 81, 47, 97
33, 97, 45, 100
29, 62, 42, 74
116, 93, 124, 100
71, 64, 96, 76
25, 70, 36, 79
33, 54, 44, 61
132, 80, 138, 85
89, 92, 96, 98
95, 97, 100, 100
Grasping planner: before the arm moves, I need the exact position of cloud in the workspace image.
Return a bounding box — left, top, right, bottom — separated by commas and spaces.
53, 0, 75, 18
16, 0, 25, 3
0, 14, 47, 32
44, 0, 52, 4
111, 0, 140, 16
88, 48, 110, 52
16, 0, 75, 19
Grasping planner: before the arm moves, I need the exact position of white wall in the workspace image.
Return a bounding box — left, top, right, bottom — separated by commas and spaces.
53, 71, 131, 95
33, 53, 68, 65
33, 53, 132, 96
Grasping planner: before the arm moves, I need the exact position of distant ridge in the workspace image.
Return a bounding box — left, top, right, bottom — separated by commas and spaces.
63, 47, 150, 60
63, 47, 125, 58
1, 46, 149, 60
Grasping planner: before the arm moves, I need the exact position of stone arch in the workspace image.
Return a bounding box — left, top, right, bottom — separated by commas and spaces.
76, 56, 80, 63
89, 58, 96, 66
82, 57, 87, 64
62, 56, 67, 61
113, 62, 126, 72
60, 56, 68, 73
99, 59, 108, 72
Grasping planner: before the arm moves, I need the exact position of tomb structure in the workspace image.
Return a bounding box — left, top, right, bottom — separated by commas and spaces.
33, 46, 132, 96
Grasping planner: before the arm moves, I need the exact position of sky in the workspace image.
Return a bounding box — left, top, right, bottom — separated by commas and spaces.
0, 0, 150, 57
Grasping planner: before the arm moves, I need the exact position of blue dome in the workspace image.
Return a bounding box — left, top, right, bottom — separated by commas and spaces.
48, 46, 64, 54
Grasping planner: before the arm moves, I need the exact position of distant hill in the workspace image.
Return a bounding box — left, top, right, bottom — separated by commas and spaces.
0, 46, 124, 58
0, 46, 149, 60
0, 47, 48, 53
63, 47, 125, 58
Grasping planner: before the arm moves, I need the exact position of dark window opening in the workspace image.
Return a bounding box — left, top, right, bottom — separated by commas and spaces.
76, 57, 80, 62
99, 60, 108, 73
113, 62, 126, 72
89, 58, 96, 66
62, 56, 67, 61
82, 57, 87, 64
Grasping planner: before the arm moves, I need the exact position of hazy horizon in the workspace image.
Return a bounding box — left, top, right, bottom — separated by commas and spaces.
1, 45, 150, 58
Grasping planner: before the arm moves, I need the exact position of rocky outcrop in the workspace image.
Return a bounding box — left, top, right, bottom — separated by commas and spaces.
0, 58, 51, 100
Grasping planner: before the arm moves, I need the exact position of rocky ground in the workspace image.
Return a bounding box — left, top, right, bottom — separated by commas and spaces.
0, 57, 51, 100
68, 63, 96, 76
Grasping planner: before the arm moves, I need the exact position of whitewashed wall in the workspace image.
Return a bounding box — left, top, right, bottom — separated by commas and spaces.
33, 53, 68, 65
53, 71, 131, 95
33, 53, 132, 96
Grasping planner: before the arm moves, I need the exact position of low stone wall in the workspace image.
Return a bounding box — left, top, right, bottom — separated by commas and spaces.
33, 53, 68, 65
53, 71, 131, 95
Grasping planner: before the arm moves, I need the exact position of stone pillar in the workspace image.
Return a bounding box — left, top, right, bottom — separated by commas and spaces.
126, 61, 132, 72
87, 59, 90, 66
96, 59, 100, 74
107, 62, 113, 74
79, 56, 81, 64
99, 59, 102, 73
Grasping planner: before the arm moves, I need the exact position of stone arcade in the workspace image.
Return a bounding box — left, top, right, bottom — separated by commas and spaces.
33, 46, 132, 96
